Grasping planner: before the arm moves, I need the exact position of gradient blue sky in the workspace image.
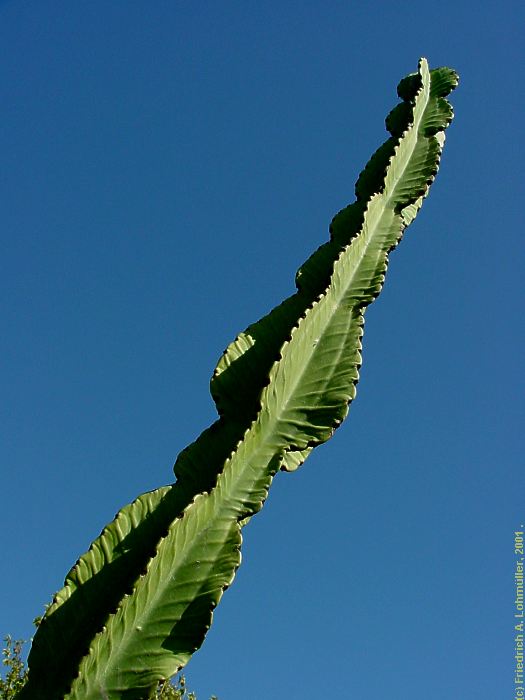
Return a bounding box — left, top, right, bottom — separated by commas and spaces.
1, 2, 523, 698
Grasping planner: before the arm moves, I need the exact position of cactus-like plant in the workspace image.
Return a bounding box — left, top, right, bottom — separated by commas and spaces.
20, 58, 458, 699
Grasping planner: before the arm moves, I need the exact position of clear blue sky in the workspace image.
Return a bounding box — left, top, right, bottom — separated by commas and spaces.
1, 2, 523, 698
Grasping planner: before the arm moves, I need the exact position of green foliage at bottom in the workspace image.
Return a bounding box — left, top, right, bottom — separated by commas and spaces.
0, 638, 28, 700
0, 638, 216, 700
